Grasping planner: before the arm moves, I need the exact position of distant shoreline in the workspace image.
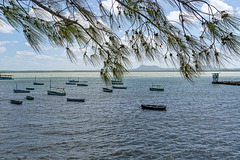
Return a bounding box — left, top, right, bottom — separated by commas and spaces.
1, 69, 240, 73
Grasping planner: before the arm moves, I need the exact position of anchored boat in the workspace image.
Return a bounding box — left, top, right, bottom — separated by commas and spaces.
10, 100, 23, 105
67, 98, 85, 102
25, 96, 34, 100
103, 87, 113, 92
14, 84, 30, 93
33, 77, 44, 85
0, 74, 14, 80
141, 104, 167, 111
149, 83, 164, 91
47, 79, 66, 96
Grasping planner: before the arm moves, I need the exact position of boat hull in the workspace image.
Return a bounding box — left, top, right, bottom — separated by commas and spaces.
26, 96, 34, 100
77, 83, 88, 86
47, 90, 66, 96
0, 74, 13, 80
10, 100, 23, 105
149, 88, 164, 91
66, 82, 76, 85
33, 82, 44, 85
141, 104, 167, 111
103, 88, 113, 92
67, 98, 85, 102
112, 86, 127, 89
14, 89, 30, 93
26, 88, 35, 90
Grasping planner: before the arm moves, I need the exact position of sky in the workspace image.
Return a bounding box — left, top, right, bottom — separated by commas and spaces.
0, 0, 240, 71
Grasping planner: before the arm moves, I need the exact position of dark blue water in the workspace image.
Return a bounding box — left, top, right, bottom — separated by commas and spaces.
0, 75, 240, 159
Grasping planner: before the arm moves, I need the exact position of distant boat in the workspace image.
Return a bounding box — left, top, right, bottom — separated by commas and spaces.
14, 84, 30, 93
149, 84, 164, 91
141, 104, 167, 111
111, 80, 123, 85
103, 87, 113, 92
66, 82, 76, 85
33, 77, 44, 85
69, 80, 79, 83
112, 86, 127, 89
10, 100, 23, 105
25, 96, 34, 100
77, 81, 88, 86
47, 79, 66, 96
14, 89, 30, 93
67, 98, 85, 102
68, 77, 79, 83
0, 74, 14, 80
48, 90, 66, 96
26, 87, 35, 90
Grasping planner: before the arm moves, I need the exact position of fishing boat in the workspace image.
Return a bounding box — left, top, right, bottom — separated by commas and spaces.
25, 96, 34, 100
14, 89, 30, 93
103, 87, 113, 92
111, 80, 123, 85
0, 74, 14, 80
48, 90, 66, 96
77, 81, 88, 86
141, 104, 167, 111
10, 100, 23, 105
26, 87, 35, 90
33, 77, 44, 85
67, 98, 85, 102
112, 86, 127, 89
14, 84, 30, 93
69, 80, 79, 83
66, 82, 76, 85
68, 77, 79, 83
149, 84, 164, 91
47, 79, 66, 96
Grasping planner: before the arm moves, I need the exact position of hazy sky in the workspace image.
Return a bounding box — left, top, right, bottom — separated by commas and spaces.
0, 0, 240, 71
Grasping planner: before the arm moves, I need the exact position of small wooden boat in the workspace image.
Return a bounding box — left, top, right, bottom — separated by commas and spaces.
141, 104, 167, 111
149, 84, 164, 91
103, 87, 113, 92
14, 84, 30, 93
33, 77, 44, 85
47, 90, 66, 96
69, 80, 79, 83
33, 82, 44, 85
111, 80, 123, 85
26, 87, 35, 90
10, 100, 23, 105
25, 96, 34, 100
112, 86, 127, 89
77, 81, 88, 86
66, 82, 76, 85
68, 77, 79, 83
67, 98, 85, 102
14, 89, 30, 93
47, 79, 66, 96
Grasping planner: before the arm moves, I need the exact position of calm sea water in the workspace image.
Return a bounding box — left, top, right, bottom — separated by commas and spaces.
0, 72, 240, 159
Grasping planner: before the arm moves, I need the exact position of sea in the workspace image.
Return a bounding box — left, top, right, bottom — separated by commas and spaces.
0, 71, 239, 159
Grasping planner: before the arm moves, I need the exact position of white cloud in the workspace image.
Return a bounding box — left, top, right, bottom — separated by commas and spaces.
236, 7, 240, 15
29, 7, 53, 21
0, 47, 6, 53
167, 11, 197, 24
25, 42, 31, 46
34, 54, 54, 60
0, 20, 15, 34
0, 41, 11, 46
101, 0, 121, 14
16, 50, 36, 56
201, 0, 234, 14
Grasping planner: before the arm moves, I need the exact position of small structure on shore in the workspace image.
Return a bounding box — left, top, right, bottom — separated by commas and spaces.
212, 73, 240, 85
